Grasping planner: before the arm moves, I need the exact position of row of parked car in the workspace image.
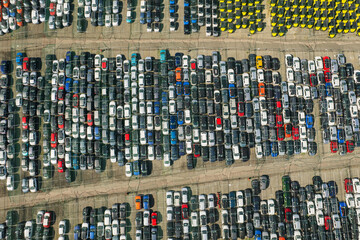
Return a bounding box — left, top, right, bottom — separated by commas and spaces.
0, 210, 55, 239
48, 0, 73, 30
163, 175, 360, 240
218, 0, 265, 34
184, 0, 220, 36
270, 0, 360, 38
0, 60, 17, 192
284, 53, 360, 155
14, 52, 44, 194
139, 0, 163, 32
74, 204, 128, 240
79, 0, 121, 30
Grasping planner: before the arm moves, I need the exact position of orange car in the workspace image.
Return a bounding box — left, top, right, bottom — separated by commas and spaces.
135, 195, 142, 210
258, 82, 265, 97
49, 2, 56, 16
284, 124, 292, 138
279, 237, 285, 240
3, 0, 9, 8
175, 67, 182, 81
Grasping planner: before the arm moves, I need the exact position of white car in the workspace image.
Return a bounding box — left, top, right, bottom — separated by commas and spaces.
167, 207, 173, 221
316, 210, 324, 226
295, 85, 303, 97
104, 210, 112, 226
208, 194, 215, 208
303, 86, 311, 99
24, 220, 34, 239
314, 194, 323, 210
182, 55, 189, 68
308, 60, 316, 73
326, 97, 335, 111
346, 193, 356, 208
112, 220, 119, 236
355, 194, 360, 208
353, 178, 360, 193
191, 212, 199, 227
332, 74, 340, 88
285, 54, 293, 67
228, 69, 235, 83
58, 220, 67, 235
268, 199, 276, 215
236, 208, 244, 223
293, 57, 301, 71
292, 214, 301, 230
236, 191, 244, 207
174, 191, 181, 206
315, 56, 323, 69
166, 191, 173, 206
143, 211, 150, 226
257, 69, 264, 82
307, 201, 315, 216
332, 214, 341, 229
243, 73, 250, 87
199, 194, 206, 210
125, 163, 132, 177
286, 68, 294, 82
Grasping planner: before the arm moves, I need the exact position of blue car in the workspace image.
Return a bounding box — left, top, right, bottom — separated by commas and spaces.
133, 160, 140, 175
73, 157, 79, 170
177, 111, 184, 125
94, 127, 101, 140
306, 115, 314, 129
143, 194, 150, 210
74, 224, 81, 240
325, 82, 332, 96
146, 10, 152, 24
255, 230, 261, 240
16, 53, 24, 65
162, 92, 168, 104
339, 201, 347, 217
0, 61, 10, 74
140, 12, 146, 24
184, 0, 189, 7
66, 51, 74, 63
131, 53, 139, 66
148, 131, 154, 145
271, 142, 279, 157
89, 225, 96, 239
169, 5, 175, 13
73, 80, 79, 93
170, 130, 177, 145
154, 102, 160, 115
160, 50, 167, 64
175, 53, 182, 67
170, 116, 177, 129
337, 129, 345, 144
183, 82, 190, 95
179, 141, 185, 156
170, 0, 175, 4
191, 18, 197, 23
229, 84, 236, 98
65, 78, 72, 92
229, 191, 236, 208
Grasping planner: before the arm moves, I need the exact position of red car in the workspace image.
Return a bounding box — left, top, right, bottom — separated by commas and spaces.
49, 3, 56, 16
125, 133, 130, 143
23, 57, 29, 71
276, 101, 282, 109
43, 212, 51, 228
72, 94, 79, 108
346, 141, 354, 153
292, 126, 299, 140
87, 113, 93, 126
215, 117, 222, 129
182, 204, 189, 219
22, 116, 28, 129
323, 56, 331, 71
51, 133, 57, 148
58, 115, 64, 129
58, 86, 65, 100
276, 114, 283, 128
344, 178, 353, 193
58, 159, 65, 173
330, 141, 338, 153
151, 212, 157, 226
190, 61, 196, 71
324, 70, 331, 82
284, 208, 292, 223
237, 102, 245, 117
324, 216, 331, 230
277, 127, 284, 141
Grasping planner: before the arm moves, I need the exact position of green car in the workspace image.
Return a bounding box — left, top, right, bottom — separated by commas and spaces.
282, 175, 291, 192
283, 191, 292, 208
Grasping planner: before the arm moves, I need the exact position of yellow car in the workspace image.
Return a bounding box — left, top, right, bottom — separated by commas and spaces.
350, 22, 356, 32
271, 16, 278, 26
315, 20, 322, 30
235, 18, 241, 28
271, 27, 278, 36
249, 23, 256, 34
270, 0, 277, 7
255, 56, 263, 69
286, 19, 292, 29
329, 28, 336, 37
242, 5, 248, 15
271, 7, 277, 17
257, 22, 264, 31
242, 19, 249, 28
